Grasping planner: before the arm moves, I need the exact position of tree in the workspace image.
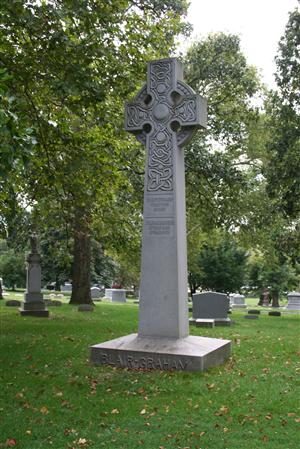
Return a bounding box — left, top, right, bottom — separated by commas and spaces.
0, 248, 26, 290
264, 9, 300, 218
189, 233, 248, 294
0, 0, 189, 303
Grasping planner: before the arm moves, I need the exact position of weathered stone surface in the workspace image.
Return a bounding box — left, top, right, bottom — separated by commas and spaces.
91, 334, 231, 372
61, 283, 72, 292
44, 299, 62, 307
78, 304, 94, 312
285, 291, 300, 311
244, 315, 259, 319
248, 309, 260, 314
192, 292, 230, 320
111, 289, 126, 303
91, 58, 231, 372
195, 319, 215, 328
5, 300, 21, 307
91, 287, 103, 300
268, 311, 281, 316
20, 235, 49, 317
231, 294, 247, 308
214, 318, 232, 326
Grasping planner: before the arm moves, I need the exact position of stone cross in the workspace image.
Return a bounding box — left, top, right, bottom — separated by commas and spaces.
90, 58, 231, 372
125, 58, 207, 338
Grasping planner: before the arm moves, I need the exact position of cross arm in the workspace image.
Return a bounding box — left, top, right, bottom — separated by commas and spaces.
125, 101, 150, 133
174, 95, 207, 129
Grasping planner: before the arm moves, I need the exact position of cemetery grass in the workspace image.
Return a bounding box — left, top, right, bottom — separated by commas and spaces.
0, 300, 299, 449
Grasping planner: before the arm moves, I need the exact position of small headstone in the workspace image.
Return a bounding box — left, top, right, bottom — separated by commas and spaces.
44, 299, 62, 307
248, 309, 260, 314
244, 315, 259, 319
78, 304, 94, 312
192, 291, 231, 320
104, 288, 113, 299
231, 293, 247, 309
268, 311, 281, 317
61, 283, 72, 292
285, 291, 300, 311
20, 234, 49, 317
91, 287, 103, 300
195, 319, 215, 328
111, 289, 126, 303
6, 300, 21, 307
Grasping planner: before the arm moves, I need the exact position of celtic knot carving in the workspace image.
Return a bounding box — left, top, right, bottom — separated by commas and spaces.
125, 58, 207, 192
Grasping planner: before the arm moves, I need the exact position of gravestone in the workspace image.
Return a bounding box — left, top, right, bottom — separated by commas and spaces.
20, 234, 49, 317
90, 58, 231, 371
285, 291, 300, 311
111, 289, 126, 303
61, 283, 72, 292
6, 300, 21, 307
104, 288, 113, 299
191, 291, 231, 326
231, 293, 247, 309
91, 286, 103, 300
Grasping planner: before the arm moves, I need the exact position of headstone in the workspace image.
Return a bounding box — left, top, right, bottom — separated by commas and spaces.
285, 291, 300, 311
20, 234, 49, 317
192, 291, 231, 322
5, 300, 21, 307
78, 304, 94, 312
248, 309, 260, 315
231, 293, 247, 309
90, 58, 231, 372
104, 288, 113, 299
61, 283, 72, 292
268, 311, 281, 317
111, 289, 126, 303
91, 286, 103, 300
244, 315, 259, 319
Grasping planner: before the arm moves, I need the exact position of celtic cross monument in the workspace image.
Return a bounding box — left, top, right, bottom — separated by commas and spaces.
91, 58, 231, 371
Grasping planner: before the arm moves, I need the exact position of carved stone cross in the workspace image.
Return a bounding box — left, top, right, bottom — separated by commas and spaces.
90, 59, 231, 371
125, 58, 207, 339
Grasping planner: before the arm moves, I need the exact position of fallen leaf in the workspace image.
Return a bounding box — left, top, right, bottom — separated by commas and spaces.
40, 406, 49, 415
140, 408, 146, 415
111, 409, 119, 414
5, 440, 17, 447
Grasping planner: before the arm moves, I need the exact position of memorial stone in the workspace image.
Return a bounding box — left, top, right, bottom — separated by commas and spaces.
61, 283, 72, 292
231, 293, 247, 309
20, 235, 49, 317
191, 291, 231, 326
90, 58, 231, 371
285, 291, 300, 311
111, 289, 126, 303
91, 286, 103, 300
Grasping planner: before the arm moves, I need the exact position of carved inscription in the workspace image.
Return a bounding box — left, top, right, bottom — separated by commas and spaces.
145, 220, 174, 237
100, 352, 189, 370
145, 194, 174, 217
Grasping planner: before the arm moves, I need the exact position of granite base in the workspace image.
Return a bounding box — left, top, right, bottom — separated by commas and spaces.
90, 333, 231, 372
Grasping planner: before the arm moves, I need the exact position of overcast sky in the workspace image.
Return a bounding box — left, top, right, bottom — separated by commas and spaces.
178, 0, 299, 88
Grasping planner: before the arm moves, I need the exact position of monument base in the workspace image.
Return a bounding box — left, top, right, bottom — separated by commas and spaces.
19, 309, 49, 317
90, 333, 231, 372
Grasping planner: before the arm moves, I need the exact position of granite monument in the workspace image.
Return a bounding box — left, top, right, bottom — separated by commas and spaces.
90, 58, 231, 371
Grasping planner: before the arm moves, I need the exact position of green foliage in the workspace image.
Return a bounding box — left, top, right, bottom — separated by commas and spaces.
0, 248, 26, 289
189, 233, 248, 293
264, 9, 300, 218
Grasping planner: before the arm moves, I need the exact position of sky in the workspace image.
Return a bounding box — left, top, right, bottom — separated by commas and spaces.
178, 0, 299, 88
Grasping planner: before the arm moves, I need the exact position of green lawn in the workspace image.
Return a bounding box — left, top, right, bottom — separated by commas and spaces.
0, 296, 299, 449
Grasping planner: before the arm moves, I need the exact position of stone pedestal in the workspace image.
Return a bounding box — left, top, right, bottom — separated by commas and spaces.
231, 294, 247, 309
111, 289, 126, 303
90, 58, 231, 371
285, 291, 300, 311
20, 251, 49, 318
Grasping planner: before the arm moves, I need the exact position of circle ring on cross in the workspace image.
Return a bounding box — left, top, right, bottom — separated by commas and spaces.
153, 103, 169, 121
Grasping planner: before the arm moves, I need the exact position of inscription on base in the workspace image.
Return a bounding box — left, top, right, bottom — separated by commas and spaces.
144, 194, 174, 218
100, 352, 188, 370
145, 220, 174, 237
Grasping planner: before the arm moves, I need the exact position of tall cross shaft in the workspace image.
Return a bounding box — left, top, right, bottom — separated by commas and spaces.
125, 58, 207, 339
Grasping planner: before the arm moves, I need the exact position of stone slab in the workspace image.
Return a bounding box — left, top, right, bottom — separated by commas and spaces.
19, 309, 49, 317
214, 318, 232, 326
248, 309, 261, 314
192, 291, 229, 319
5, 300, 21, 307
268, 311, 281, 317
244, 315, 258, 319
195, 319, 215, 328
90, 333, 231, 372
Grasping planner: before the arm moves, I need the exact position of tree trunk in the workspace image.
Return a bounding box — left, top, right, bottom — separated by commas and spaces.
69, 212, 92, 305
0, 279, 3, 300
271, 289, 280, 308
